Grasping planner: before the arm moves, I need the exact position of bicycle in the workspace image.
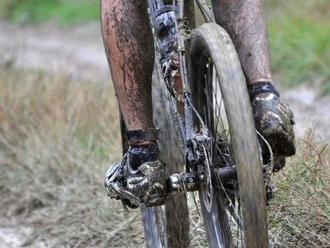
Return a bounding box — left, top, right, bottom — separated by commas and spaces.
119, 0, 273, 247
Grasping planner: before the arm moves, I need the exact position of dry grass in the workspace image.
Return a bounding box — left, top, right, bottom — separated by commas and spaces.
0, 67, 145, 247
269, 130, 330, 247
0, 67, 329, 247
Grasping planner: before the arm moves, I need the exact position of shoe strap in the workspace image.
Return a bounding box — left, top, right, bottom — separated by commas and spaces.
247, 82, 280, 100
154, 5, 179, 18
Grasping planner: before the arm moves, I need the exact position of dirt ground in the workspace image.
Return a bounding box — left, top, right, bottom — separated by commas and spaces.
0, 21, 110, 82
0, 20, 329, 247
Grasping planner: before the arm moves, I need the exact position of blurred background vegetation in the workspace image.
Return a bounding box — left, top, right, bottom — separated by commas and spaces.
267, 0, 330, 94
0, 0, 329, 93
0, 0, 99, 26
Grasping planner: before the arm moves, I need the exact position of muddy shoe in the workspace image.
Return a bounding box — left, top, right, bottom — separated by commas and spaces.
104, 130, 168, 208
273, 154, 286, 172
249, 82, 296, 157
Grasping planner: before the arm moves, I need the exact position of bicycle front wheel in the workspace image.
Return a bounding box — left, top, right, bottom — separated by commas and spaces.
141, 64, 190, 248
189, 23, 268, 247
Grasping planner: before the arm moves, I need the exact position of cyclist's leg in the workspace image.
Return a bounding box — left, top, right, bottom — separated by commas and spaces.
101, 0, 154, 130
212, 0, 271, 84
212, 0, 295, 159
101, 0, 168, 208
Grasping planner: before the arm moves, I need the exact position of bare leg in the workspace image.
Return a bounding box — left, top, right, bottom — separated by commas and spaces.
212, 0, 272, 84
101, 0, 154, 130
212, 0, 296, 161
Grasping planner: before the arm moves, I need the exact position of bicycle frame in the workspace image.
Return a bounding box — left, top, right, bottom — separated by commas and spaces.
148, 0, 211, 166
139, 3, 271, 246
147, 0, 270, 190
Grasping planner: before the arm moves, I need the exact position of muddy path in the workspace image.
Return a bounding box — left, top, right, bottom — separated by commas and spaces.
0, 20, 110, 82
0, 20, 329, 247
283, 86, 330, 143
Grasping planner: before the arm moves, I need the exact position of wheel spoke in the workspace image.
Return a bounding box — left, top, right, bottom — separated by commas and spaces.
197, 56, 245, 246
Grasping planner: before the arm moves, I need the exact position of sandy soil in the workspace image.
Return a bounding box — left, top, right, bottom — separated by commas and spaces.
0, 20, 329, 247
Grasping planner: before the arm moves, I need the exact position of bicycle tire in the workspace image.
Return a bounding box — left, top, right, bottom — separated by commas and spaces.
189, 23, 268, 247
120, 64, 190, 248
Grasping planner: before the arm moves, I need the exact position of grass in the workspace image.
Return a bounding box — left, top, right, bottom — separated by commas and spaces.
0, 66, 329, 247
0, 0, 100, 26
266, 0, 330, 93
0, 67, 130, 247
269, 131, 330, 247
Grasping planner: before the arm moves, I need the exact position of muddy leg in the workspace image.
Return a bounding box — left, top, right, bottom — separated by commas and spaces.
212, 0, 272, 85
101, 0, 155, 130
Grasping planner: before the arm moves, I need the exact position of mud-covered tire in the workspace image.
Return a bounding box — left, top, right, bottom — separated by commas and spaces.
189, 23, 268, 247
120, 63, 190, 248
